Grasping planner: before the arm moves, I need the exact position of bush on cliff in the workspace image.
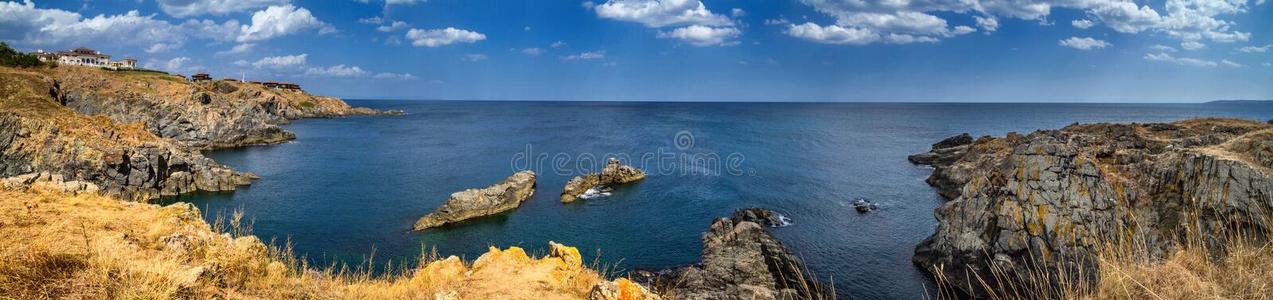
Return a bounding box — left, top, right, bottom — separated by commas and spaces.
0, 42, 43, 68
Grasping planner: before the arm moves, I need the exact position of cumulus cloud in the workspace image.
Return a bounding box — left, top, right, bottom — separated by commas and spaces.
1150, 44, 1177, 52
591, 0, 741, 46
218, 43, 257, 55
156, 0, 287, 18
1220, 59, 1244, 67
791, 0, 1257, 46
657, 25, 740, 46
562, 51, 606, 60
237, 5, 333, 42
251, 54, 308, 69
1180, 41, 1206, 50
785, 22, 944, 45
143, 56, 198, 73
462, 54, 488, 61
1059, 36, 1112, 50
975, 16, 999, 33
304, 64, 367, 77
146, 43, 180, 54
1071, 19, 1095, 29
245, 53, 413, 79
405, 27, 486, 47
551, 41, 567, 48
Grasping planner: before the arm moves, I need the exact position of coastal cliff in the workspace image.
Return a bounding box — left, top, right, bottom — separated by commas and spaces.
414, 171, 537, 231
0, 65, 390, 201
910, 118, 1273, 296
561, 158, 646, 203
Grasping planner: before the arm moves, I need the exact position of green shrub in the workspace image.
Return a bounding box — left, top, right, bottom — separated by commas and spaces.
0, 42, 44, 68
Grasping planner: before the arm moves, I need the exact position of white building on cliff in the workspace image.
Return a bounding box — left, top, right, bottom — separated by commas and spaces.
32, 48, 136, 70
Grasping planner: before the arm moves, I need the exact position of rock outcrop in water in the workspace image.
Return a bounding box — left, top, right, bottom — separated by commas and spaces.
414, 171, 537, 231
636, 208, 827, 299
910, 118, 1273, 297
561, 158, 646, 203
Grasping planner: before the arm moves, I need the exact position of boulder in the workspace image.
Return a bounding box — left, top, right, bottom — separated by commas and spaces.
413, 171, 537, 231
561, 158, 646, 203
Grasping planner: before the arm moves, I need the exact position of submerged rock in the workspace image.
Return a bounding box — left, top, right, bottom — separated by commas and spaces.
413, 171, 537, 231
560, 158, 646, 203
909, 118, 1273, 297
638, 208, 828, 299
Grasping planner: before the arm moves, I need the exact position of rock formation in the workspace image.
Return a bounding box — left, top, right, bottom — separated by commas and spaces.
910, 119, 1273, 297
1, 68, 254, 201
414, 171, 537, 231
637, 208, 828, 299
561, 158, 646, 203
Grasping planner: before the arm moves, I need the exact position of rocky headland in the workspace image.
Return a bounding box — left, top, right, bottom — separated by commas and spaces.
635, 208, 828, 299
0, 65, 390, 201
414, 170, 537, 231
561, 158, 647, 203
909, 118, 1273, 296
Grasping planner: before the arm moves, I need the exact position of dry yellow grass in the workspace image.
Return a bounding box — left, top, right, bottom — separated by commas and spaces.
0, 187, 653, 299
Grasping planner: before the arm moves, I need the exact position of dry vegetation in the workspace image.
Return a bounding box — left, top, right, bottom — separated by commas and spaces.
0, 187, 651, 299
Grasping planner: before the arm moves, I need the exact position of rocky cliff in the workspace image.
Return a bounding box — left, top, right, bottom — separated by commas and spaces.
1, 68, 254, 201
909, 118, 1273, 296
46, 67, 387, 150
561, 158, 646, 203
636, 208, 828, 299
414, 171, 537, 230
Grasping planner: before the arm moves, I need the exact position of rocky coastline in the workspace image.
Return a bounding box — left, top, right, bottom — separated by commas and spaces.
0, 66, 390, 201
634, 208, 828, 299
414, 170, 538, 231
561, 158, 647, 203
909, 118, 1273, 296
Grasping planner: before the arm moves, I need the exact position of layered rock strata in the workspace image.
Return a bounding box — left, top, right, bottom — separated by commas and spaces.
414, 171, 537, 230
910, 118, 1273, 296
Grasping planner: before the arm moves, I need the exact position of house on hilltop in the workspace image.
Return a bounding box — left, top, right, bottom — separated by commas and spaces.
191, 73, 212, 82
32, 47, 136, 70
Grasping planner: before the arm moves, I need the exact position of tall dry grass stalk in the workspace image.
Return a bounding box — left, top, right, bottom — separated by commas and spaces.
927, 205, 1273, 300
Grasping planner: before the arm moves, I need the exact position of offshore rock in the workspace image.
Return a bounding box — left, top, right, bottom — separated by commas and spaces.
910, 118, 1273, 297
413, 171, 537, 230
561, 158, 646, 203
647, 208, 828, 299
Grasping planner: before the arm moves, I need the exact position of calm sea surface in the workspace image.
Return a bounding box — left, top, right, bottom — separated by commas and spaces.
165, 101, 1273, 299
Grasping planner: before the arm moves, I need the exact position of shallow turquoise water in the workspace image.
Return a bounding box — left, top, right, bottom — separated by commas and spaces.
166, 101, 1273, 299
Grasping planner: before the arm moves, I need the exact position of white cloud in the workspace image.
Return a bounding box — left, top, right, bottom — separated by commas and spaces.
1071, 19, 1095, 29
764, 18, 790, 25
220, 43, 257, 55
591, 0, 741, 45
551, 41, 567, 48
1263, 62, 1272, 67
145, 43, 180, 54
1150, 44, 1177, 52
373, 72, 416, 80
305, 64, 367, 77
1058, 36, 1111, 50
1239, 44, 1271, 53
405, 27, 486, 47
785, 23, 880, 45
1144, 52, 1218, 67
1180, 41, 1206, 50
792, 0, 1257, 46
358, 17, 384, 25
144, 56, 196, 73
592, 0, 732, 28
237, 5, 333, 42
1220, 59, 1244, 67
521, 48, 545, 56
0, 3, 185, 50
156, 0, 287, 18
657, 25, 740, 46
975, 16, 999, 33
562, 51, 606, 60
251, 54, 308, 69
377, 21, 409, 32
462, 54, 488, 61
731, 8, 746, 17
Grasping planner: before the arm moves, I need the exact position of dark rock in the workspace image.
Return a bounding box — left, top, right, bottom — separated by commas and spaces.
732, 208, 792, 227
852, 199, 877, 213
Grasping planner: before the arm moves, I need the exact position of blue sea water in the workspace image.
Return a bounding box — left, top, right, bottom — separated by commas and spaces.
166, 101, 1273, 299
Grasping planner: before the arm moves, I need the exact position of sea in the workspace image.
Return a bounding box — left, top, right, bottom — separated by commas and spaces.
164, 101, 1273, 299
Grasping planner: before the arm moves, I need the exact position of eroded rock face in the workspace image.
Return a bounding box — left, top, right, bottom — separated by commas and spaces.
910, 119, 1273, 297
640, 208, 827, 300
414, 171, 537, 230
561, 158, 646, 203
47, 67, 388, 150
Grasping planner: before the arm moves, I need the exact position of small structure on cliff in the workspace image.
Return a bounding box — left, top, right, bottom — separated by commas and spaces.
31, 47, 136, 70
191, 73, 212, 82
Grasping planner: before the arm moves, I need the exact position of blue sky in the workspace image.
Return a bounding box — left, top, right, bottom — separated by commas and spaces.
1, 0, 1270, 102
